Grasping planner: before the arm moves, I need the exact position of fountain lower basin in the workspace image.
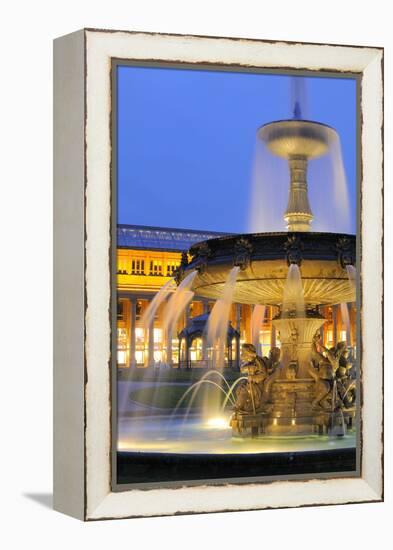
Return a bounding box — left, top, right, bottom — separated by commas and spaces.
118, 413, 356, 454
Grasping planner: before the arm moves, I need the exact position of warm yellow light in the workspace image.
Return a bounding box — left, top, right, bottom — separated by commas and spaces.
205, 417, 229, 429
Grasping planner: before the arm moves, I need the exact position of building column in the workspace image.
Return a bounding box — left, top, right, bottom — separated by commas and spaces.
347, 303, 352, 347
319, 306, 325, 343
332, 305, 338, 347
185, 337, 191, 369
161, 293, 172, 367
178, 339, 183, 369
166, 329, 172, 367
143, 298, 155, 368
244, 305, 252, 343
185, 304, 190, 326
235, 304, 241, 333
271, 306, 280, 348
271, 326, 277, 348
148, 321, 155, 368
128, 297, 136, 369
351, 303, 357, 348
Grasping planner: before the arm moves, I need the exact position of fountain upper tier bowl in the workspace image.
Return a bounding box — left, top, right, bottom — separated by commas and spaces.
181, 232, 356, 307
258, 120, 337, 159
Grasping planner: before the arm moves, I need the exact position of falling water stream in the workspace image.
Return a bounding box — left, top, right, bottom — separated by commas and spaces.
327, 133, 352, 234
118, 281, 175, 415
167, 370, 238, 438
201, 266, 240, 415
329, 134, 352, 233
290, 76, 309, 120
282, 264, 305, 317
221, 377, 248, 410
172, 370, 237, 417
141, 278, 177, 333
346, 265, 357, 295
162, 270, 198, 344
206, 266, 240, 370
248, 139, 288, 233
119, 271, 197, 414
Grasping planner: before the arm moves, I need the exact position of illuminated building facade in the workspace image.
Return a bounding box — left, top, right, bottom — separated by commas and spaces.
117, 224, 356, 370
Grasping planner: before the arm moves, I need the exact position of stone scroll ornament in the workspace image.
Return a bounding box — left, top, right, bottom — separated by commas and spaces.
233, 237, 253, 270
174, 250, 189, 284
284, 234, 303, 266
191, 241, 212, 274
336, 236, 356, 269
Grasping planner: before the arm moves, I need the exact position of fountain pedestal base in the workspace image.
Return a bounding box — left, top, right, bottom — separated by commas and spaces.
230, 376, 356, 437
230, 412, 268, 437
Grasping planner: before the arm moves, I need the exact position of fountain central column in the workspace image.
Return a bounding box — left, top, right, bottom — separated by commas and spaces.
272, 313, 326, 377
284, 155, 313, 232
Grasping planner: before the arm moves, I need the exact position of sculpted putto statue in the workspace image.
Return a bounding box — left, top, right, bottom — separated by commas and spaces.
289, 327, 299, 362
263, 346, 281, 375
235, 344, 267, 413
333, 342, 356, 408
235, 344, 281, 414
309, 332, 356, 411
311, 332, 327, 368
308, 357, 337, 410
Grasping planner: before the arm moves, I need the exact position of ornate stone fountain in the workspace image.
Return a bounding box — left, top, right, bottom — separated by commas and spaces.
177, 116, 356, 438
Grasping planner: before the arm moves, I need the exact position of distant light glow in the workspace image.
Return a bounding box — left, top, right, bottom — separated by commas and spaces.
205, 417, 229, 429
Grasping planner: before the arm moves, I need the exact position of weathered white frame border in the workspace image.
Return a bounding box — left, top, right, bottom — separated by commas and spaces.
54, 29, 383, 521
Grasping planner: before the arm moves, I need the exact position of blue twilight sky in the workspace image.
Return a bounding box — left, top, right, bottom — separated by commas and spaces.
117, 65, 357, 234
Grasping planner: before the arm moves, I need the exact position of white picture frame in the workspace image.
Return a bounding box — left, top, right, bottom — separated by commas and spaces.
53, 28, 383, 520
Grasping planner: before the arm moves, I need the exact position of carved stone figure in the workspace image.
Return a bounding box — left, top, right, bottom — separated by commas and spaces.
334, 345, 356, 408
233, 237, 253, 271
336, 236, 356, 269
316, 338, 346, 374
308, 359, 335, 411
262, 347, 283, 399
191, 241, 211, 274
284, 235, 303, 266
308, 337, 355, 411
289, 327, 299, 362
174, 251, 189, 284
286, 361, 299, 380
235, 345, 283, 413
264, 346, 281, 375
311, 331, 326, 368
234, 344, 268, 413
